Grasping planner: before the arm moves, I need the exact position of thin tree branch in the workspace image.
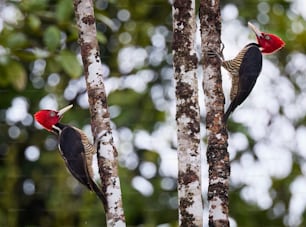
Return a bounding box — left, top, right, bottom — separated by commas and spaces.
199, 0, 230, 226
173, 0, 203, 226
73, 0, 126, 226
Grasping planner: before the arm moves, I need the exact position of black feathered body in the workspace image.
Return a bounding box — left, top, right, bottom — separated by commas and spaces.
51, 123, 106, 205
222, 43, 263, 121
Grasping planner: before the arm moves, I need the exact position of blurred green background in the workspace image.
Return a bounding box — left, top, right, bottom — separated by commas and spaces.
0, 0, 306, 226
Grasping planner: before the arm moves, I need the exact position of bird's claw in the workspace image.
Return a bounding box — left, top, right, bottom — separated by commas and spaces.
206, 49, 224, 61
206, 49, 218, 58
220, 42, 225, 53
206, 43, 224, 61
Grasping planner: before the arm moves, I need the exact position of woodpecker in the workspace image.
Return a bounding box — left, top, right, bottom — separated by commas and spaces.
213, 22, 285, 121
34, 104, 106, 206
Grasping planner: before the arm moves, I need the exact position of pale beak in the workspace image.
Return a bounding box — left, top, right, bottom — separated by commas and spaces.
58, 104, 73, 117
248, 22, 262, 37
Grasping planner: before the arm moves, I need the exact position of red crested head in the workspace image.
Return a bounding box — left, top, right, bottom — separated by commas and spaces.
248, 22, 285, 55
34, 104, 73, 131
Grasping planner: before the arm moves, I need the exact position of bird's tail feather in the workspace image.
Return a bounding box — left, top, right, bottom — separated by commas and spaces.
91, 181, 107, 210
223, 102, 236, 122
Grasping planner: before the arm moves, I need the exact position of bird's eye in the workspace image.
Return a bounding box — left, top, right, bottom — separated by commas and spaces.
265, 35, 271, 40
50, 112, 56, 117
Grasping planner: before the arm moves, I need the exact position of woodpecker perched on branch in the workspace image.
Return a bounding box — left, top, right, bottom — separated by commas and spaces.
34, 105, 106, 206
210, 22, 285, 121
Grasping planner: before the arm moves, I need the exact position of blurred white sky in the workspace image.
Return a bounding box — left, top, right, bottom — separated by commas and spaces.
2, 1, 306, 226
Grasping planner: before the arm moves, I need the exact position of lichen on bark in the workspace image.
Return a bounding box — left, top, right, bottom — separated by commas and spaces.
199, 0, 230, 226
173, 0, 203, 226
73, 0, 125, 226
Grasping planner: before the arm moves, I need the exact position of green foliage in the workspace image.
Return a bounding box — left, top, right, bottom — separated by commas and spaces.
0, 0, 305, 226
0, 0, 174, 226
3, 31, 28, 49
20, 0, 49, 11
43, 26, 61, 51
57, 50, 82, 78
55, 0, 74, 24
5, 60, 27, 91
108, 89, 165, 131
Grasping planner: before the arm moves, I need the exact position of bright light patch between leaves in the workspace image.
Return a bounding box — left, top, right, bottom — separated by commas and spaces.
23, 179, 35, 196
132, 176, 153, 197
38, 94, 58, 110
25, 146, 40, 162
118, 47, 147, 74
6, 97, 29, 123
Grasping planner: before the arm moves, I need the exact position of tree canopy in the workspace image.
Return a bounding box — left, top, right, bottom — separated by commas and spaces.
0, 0, 306, 226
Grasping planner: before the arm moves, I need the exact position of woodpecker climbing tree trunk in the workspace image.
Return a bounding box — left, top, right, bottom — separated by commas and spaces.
199, 0, 230, 226
172, 0, 203, 226
73, 0, 126, 226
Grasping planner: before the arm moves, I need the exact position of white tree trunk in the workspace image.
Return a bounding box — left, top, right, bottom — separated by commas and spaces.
173, 0, 203, 226
199, 0, 230, 226
73, 1, 126, 226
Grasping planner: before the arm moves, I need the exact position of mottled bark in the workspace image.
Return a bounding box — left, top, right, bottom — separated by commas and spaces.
173, 0, 203, 226
73, 0, 126, 226
199, 0, 230, 226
